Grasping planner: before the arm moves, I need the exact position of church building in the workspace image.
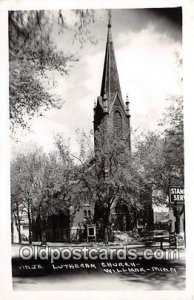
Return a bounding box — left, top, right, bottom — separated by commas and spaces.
70, 14, 153, 240
35, 14, 154, 243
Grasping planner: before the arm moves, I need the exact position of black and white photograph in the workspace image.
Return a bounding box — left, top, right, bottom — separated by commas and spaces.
6, 4, 186, 293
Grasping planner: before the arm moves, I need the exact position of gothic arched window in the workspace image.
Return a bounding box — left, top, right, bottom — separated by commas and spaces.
113, 110, 123, 137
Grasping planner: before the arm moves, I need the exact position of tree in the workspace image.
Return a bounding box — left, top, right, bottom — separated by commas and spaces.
11, 148, 52, 242
11, 152, 33, 243
11, 127, 155, 243
11, 168, 25, 244
132, 94, 184, 205
161, 95, 184, 187
132, 130, 167, 204
9, 10, 95, 131
11, 143, 77, 243
66, 126, 151, 242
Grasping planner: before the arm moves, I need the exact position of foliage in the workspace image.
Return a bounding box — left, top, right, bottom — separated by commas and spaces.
132, 95, 184, 204
11, 93, 184, 241
68, 126, 151, 240
161, 95, 184, 185
9, 10, 95, 131
11, 146, 75, 241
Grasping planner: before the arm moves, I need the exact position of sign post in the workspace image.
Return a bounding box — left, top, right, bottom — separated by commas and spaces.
169, 231, 176, 248
87, 225, 96, 243
169, 186, 185, 246
169, 187, 184, 204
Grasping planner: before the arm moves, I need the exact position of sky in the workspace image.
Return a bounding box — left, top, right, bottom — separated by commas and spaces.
11, 8, 182, 156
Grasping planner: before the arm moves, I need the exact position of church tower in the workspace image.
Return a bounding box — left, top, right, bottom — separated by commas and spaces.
93, 12, 131, 152
93, 13, 153, 232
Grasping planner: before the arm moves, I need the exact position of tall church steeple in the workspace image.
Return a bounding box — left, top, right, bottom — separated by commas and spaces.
94, 11, 131, 150
100, 11, 123, 106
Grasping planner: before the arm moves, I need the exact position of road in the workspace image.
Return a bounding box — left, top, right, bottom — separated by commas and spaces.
12, 243, 185, 290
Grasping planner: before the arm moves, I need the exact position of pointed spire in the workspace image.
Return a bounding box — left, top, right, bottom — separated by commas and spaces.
100, 10, 122, 106
107, 10, 112, 43
108, 9, 112, 28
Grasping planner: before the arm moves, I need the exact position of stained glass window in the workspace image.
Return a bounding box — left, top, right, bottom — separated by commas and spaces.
113, 110, 122, 137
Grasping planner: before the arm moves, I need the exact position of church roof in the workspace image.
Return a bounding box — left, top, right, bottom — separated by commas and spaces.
100, 17, 123, 106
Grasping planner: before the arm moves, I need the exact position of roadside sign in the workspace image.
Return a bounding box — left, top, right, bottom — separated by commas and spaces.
169, 186, 184, 204
87, 225, 96, 242
169, 232, 176, 248
176, 235, 185, 249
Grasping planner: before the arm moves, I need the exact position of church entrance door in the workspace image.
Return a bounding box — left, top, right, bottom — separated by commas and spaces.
115, 200, 130, 232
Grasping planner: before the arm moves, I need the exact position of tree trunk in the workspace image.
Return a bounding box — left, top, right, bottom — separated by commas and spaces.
175, 216, 180, 234
173, 205, 184, 235
104, 227, 109, 244
11, 219, 13, 243
103, 212, 111, 243
27, 203, 32, 244
14, 216, 21, 243
14, 205, 22, 243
